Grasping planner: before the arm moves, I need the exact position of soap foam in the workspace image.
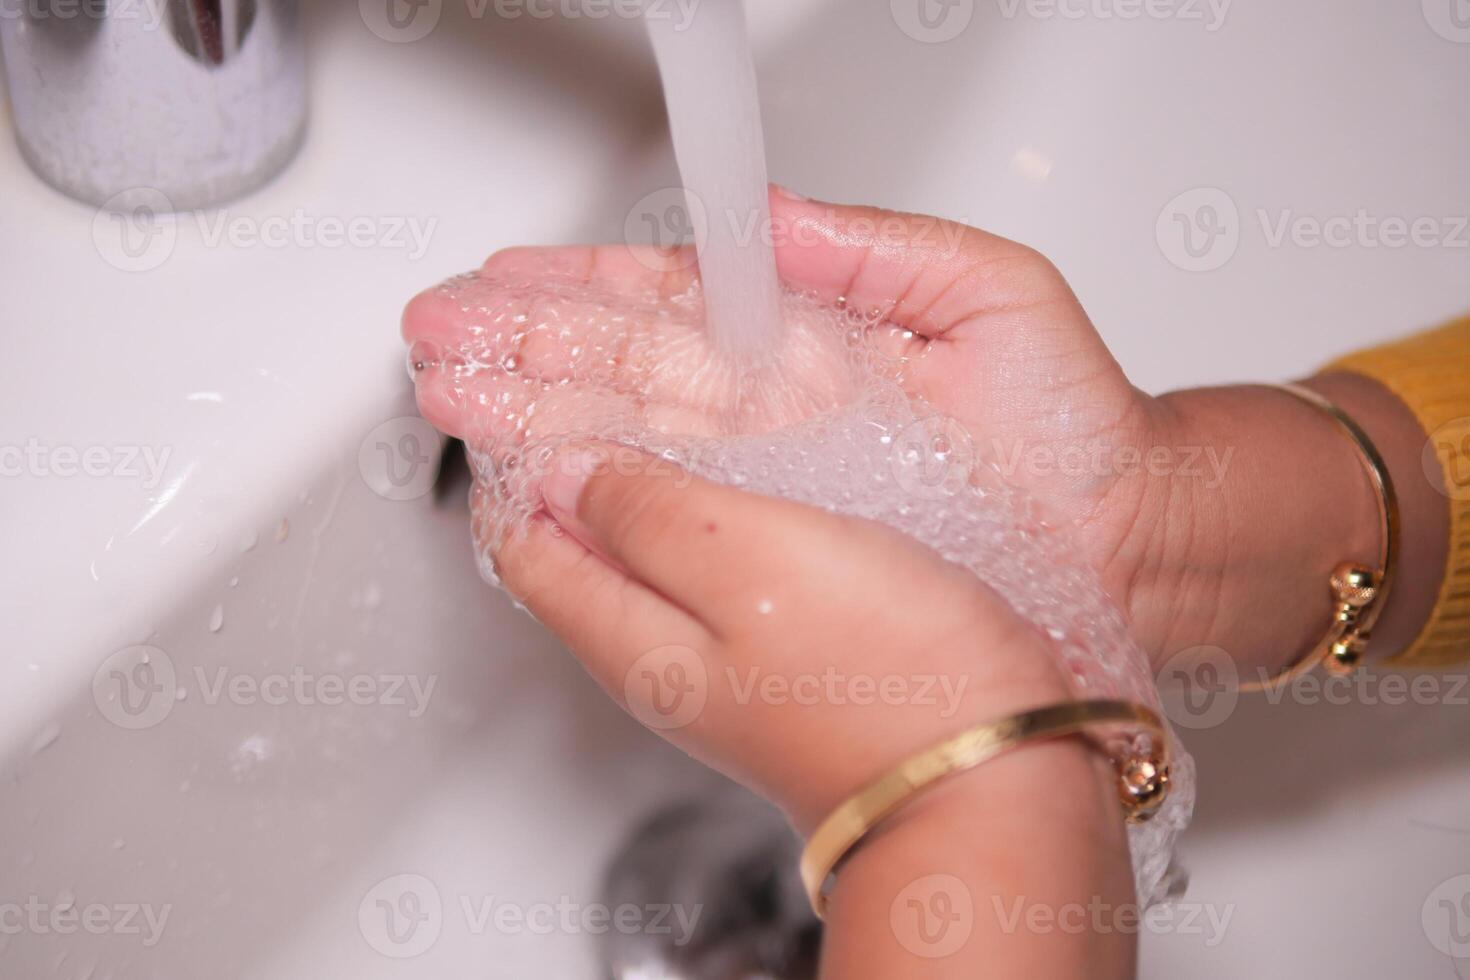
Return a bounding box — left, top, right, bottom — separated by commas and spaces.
410, 270, 1194, 904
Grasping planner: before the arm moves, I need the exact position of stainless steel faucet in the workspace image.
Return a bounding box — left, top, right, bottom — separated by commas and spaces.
0, 0, 306, 211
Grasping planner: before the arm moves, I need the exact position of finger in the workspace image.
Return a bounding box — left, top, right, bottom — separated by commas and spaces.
767, 186, 1079, 340
480, 243, 700, 298
477, 486, 708, 693
402, 244, 696, 360
402, 277, 635, 385
411, 362, 532, 441
767, 187, 1130, 424
539, 442, 867, 634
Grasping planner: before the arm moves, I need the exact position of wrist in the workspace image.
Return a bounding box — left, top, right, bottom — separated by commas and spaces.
844, 737, 1125, 872
819, 738, 1134, 978
1135, 376, 1442, 678
1130, 385, 1377, 676
783, 628, 1078, 837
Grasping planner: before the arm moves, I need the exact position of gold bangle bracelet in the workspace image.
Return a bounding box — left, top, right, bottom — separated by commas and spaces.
1239, 383, 1400, 692
798, 699, 1172, 919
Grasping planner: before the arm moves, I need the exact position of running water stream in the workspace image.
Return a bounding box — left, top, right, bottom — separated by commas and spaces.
643, 0, 783, 358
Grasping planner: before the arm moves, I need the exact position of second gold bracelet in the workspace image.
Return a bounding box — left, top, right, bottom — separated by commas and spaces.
1240, 383, 1399, 691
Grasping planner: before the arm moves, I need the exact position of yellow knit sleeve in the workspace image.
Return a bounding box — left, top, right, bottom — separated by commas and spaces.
1328, 316, 1470, 668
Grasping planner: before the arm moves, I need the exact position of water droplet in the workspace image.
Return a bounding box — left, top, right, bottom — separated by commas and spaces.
231, 734, 273, 778
357, 582, 383, 611
29, 723, 61, 756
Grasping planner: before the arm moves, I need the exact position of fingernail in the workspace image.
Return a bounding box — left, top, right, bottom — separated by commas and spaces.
772, 183, 809, 202
542, 448, 604, 522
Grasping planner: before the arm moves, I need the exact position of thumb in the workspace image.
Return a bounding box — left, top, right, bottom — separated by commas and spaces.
766, 185, 1075, 338
539, 442, 840, 629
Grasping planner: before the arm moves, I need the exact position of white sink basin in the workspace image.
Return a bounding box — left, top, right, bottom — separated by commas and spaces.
2, 2, 1468, 977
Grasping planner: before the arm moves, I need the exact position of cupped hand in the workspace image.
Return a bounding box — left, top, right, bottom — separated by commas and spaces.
404, 188, 1182, 656
482, 442, 1082, 833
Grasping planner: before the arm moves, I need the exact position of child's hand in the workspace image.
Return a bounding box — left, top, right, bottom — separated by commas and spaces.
404, 190, 1183, 662
482, 442, 1078, 833
405, 189, 1400, 684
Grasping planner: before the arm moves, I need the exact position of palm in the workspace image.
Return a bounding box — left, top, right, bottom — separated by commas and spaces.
403, 196, 1162, 628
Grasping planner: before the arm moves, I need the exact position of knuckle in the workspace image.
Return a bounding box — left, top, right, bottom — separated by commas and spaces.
593, 469, 681, 556
965, 242, 1072, 310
